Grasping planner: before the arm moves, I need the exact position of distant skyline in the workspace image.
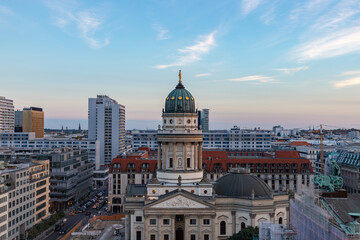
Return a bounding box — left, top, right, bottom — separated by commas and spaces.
2, 0, 360, 129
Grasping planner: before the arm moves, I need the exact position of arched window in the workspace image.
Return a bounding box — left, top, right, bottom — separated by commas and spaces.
220, 221, 226, 235
279, 217, 283, 224
241, 222, 246, 230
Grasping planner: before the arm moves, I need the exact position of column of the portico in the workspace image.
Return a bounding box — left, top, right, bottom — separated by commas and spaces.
211, 214, 216, 240
163, 143, 167, 170
171, 215, 175, 240
270, 212, 275, 224
286, 206, 290, 226
144, 215, 147, 240
231, 211, 236, 234
184, 142, 187, 170
194, 143, 198, 170
250, 213, 256, 227
157, 142, 161, 170
198, 143, 203, 169
156, 215, 160, 240
173, 143, 177, 170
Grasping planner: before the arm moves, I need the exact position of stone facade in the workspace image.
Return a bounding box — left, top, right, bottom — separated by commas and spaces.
123, 77, 290, 240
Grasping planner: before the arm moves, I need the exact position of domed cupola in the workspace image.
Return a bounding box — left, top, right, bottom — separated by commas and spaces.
215, 168, 273, 199
164, 71, 196, 113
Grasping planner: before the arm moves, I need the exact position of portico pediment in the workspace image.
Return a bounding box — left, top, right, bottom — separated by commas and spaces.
148, 194, 212, 209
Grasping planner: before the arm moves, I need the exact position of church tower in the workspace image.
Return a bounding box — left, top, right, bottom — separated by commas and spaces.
147, 71, 212, 199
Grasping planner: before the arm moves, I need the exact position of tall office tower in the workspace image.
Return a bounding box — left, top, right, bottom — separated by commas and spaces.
200, 108, 209, 131
22, 107, 44, 138
0, 96, 14, 132
14, 110, 23, 132
88, 95, 125, 165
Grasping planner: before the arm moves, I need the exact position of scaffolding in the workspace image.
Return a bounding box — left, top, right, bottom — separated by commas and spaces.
290, 189, 358, 240
259, 222, 297, 240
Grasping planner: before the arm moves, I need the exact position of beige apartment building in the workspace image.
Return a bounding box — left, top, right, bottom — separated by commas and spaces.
29, 160, 50, 224
22, 107, 44, 138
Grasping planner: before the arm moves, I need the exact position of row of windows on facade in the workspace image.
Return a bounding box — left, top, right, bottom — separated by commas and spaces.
135, 216, 211, 225
145, 233, 210, 240
135, 221, 239, 240
9, 200, 36, 217
9, 183, 35, 199
8, 217, 35, 238
163, 119, 196, 124
9, 209, 35, 227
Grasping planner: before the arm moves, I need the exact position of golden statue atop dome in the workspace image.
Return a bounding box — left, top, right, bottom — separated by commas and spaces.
178, 70, 182, 83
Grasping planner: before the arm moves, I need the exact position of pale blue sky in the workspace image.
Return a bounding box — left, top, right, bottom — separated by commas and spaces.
1, 0, 360, 130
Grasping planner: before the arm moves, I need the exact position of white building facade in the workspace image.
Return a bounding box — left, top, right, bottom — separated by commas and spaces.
88, 95, 125, 165
0, 96, 14, 133
124, 76, 289, 240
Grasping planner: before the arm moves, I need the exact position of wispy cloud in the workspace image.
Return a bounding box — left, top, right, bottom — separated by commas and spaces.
260, 8, 275, 25
228, 75, 277, 83
0, 5, 13, 15
44, 1, 109, 49
341, 70, 360, 76
195, 73, 212, 77
274, 66, 309, 75
291, 0, 360, 61
333, 70, 360, 88
152, 24, 171, 40
334, 77, 360, 88
241, 0, 262, 16
294, 27, 360, 61
155, 31, 216, 69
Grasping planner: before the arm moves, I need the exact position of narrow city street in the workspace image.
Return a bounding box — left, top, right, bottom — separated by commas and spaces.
44, 190, 108, 240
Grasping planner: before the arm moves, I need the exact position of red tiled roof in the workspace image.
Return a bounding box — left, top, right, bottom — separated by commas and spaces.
110, 149, 313, 174
290, 141, 312, 146
275, 150, 301, 158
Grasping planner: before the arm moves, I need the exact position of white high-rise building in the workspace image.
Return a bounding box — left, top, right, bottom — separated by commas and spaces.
0, 96, 14, 133
88, 95, 125, 166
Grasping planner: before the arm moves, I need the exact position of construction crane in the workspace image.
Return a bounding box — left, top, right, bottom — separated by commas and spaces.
320, 124, 324, 174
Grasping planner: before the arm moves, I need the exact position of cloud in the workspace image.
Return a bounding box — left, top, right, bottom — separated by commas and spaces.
274, 66, 309, 75
44, 1, 109, 49
195, 73, 212, 77
0, 6, 13, 15
334, 70, 360, 88
241, 0, 262, 16
333, 76, 360, 88
155, 31, 216, 69
294, 27, 360, 61
341, 70, 360, 76
228, 75, 277, 83
152, 24, 171, 40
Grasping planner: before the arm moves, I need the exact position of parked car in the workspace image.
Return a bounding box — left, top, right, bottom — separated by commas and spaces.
85, 211, 91, 216
68, 212, 75, 216
55, 224, 61, 231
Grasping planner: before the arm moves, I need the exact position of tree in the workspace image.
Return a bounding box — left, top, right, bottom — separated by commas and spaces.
228, 226, 259, 240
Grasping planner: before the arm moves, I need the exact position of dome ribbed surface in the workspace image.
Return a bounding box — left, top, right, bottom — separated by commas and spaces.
215, 171, 272, 198
164, 82, 195, 113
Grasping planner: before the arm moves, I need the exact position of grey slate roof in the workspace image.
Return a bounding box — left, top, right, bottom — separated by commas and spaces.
324, 194, 360, 224
214, 170, 273, 199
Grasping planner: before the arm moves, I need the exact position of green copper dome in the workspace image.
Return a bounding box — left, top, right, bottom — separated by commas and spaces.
165, 81, 195, 113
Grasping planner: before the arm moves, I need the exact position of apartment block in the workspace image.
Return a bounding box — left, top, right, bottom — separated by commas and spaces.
0, 96, 14, 133
0, 160, 50, 240
29, 160, 50, 224
88, 95, 126, 165
22, 107, 44, 138
0, 133, 100, 168
47, 148, 93, 211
